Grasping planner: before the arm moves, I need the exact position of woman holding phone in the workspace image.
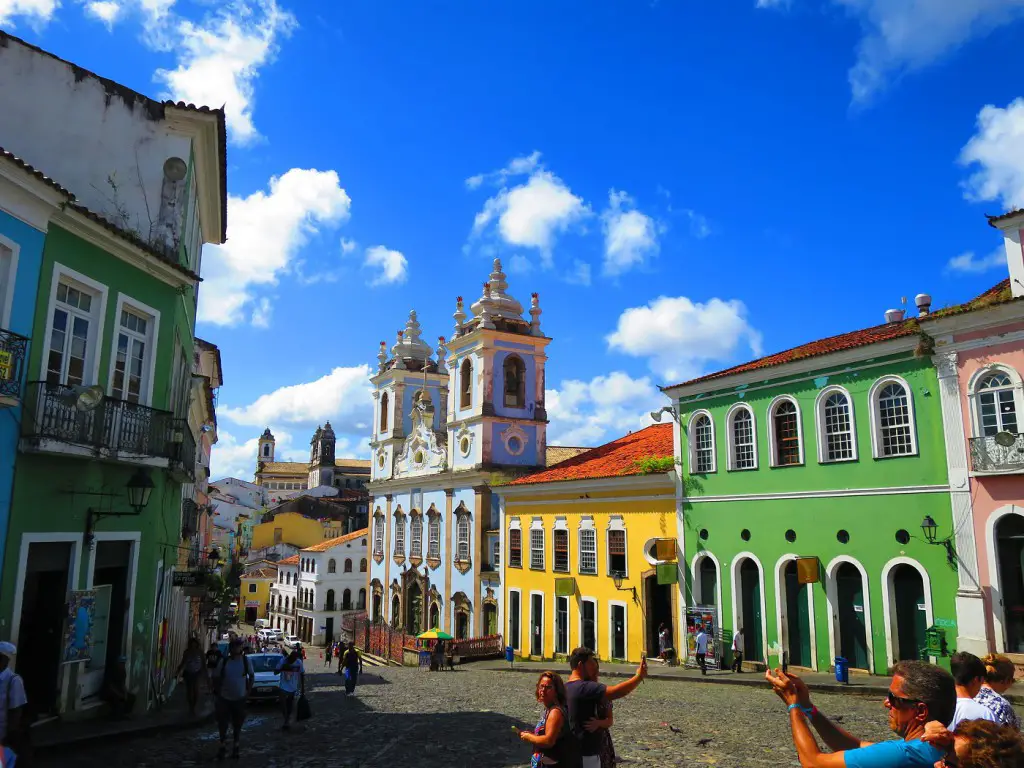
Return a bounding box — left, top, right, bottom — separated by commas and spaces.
518, 671, 573, 767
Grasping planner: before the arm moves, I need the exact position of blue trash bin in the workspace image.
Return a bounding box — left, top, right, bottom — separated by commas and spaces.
505, 645, 514, 663
834, 657, 849, 684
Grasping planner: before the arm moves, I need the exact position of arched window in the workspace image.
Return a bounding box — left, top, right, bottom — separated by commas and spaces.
503, 355, 526, 408
373, 511, 384, 558
394, 513, 406, 558
770, 398, 802, 466
392, 595, 401, 627
871, 378, 915, 457
427, 514, 441, 560
690, 412, 715, 473
457, 511, 471, 562
263, 444, 270, 457
976, 372, 1019, 436
279, 571, 284, 583
285, 596, 290, 611
817, 388, 856, 462
380, 392, 389, 432
344, 558, 353, 573
358, 588, 366, 610
360, 558, 367, 572
460, 358, 473, 409
410, 514, 423, 560
326, 589, 335, 611
343, 588, 352, 611
728, 405, 756, 470
328, 558, 336, 574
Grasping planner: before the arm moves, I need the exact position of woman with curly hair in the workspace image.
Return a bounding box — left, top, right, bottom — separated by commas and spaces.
926, 719, 1024, 767
516, 671, 574, 767
975, 655, 1021, 731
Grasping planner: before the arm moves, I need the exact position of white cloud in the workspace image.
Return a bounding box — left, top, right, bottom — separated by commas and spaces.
685, 209, 711, 239
340, 237, 358, 254
250, 296, 272, 327
209, 428, 260, 481
759, 0, 1024, 103
960, 97, 1024, 210
607, 295, 764, 383
946, 247, 1006, 274
153, 0, 296, 144
471, 170, 589, 266
0, 0, 58, 26
601, 190, 659, 276
220, 365, 373, 437
84, 0, 120, 27
565, 259, 592, 286
547, 371, 666, 447
198, 167, 352, 326
466, 150, 543, 189
465, 174, 485, 190
508, 255, 533, 275
364, 245, 408, 286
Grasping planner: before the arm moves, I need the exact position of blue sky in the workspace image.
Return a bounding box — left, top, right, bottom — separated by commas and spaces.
4, 0, 1023, 479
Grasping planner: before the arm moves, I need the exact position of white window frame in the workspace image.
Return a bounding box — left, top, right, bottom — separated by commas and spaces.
393, 512, 406, 557
529, 519, 545, 571
427, 513, 441, 559
554, 594, 570, 655
868, 376, 918, 458
39, 263, 108, 386
606, 516, 627, 578
725, 402, 758, 471
456, 510, 471, 562
767, 395, 805, 467
410, 512, 423, 559
508, 517, 522, 568
579, 518, 597, 576
687, 409, 717, 474
968, 365, 1024, 438
608, 600, 628, 661
579, 596, 598, 655
107, 294, 160, 406
553, 517, 570, 573
508, 588, 522, 651
529, 590, 545, 657
0, 235, 20, 328
814, 385, 858, 464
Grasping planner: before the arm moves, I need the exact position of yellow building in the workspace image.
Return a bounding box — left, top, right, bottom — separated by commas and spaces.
240, 561, 278, 623
251, 511, 328, 551
497, 424, 680, 664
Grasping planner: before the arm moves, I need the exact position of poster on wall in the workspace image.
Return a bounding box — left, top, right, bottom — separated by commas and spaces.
62, 590, 97, 664
685, 606, 719, 670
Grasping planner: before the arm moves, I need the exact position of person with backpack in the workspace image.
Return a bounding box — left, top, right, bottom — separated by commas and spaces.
343, 643, 361, 696
0, 642, 28, 767
213, 638, 253, 761
276, 647, 305, 730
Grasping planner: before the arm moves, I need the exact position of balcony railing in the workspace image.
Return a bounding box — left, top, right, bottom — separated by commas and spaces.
0, 329, 28, 402
22, 382, 193, 473
324, 602, 336, 612
970, 433, 1024, 474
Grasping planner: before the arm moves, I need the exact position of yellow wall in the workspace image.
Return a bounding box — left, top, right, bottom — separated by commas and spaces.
251, 512, 325, 550
502, 482, 679, 665
241, 577, 273, 619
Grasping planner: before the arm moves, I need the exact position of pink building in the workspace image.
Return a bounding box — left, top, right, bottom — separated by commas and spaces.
942, 211, 1024, 656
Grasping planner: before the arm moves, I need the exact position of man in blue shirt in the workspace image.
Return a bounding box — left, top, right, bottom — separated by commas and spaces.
766, 660, 955, 767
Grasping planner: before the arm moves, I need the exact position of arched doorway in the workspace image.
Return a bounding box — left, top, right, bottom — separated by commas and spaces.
429, 602, 440, 630
391, 595, 401, 628
891, 564, 927, 661
783, 560, 811, 667
372, 593, 382, 622
456, 611, 469, 639
738, 559, 763, 662
996, 514, 1024, 652
406, 583, 423, 636
835, 563, 869, 669
699, 557, 718, 605
483, 603, 498, 635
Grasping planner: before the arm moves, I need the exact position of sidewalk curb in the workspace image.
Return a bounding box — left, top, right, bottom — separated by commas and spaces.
34, 709, 216, 756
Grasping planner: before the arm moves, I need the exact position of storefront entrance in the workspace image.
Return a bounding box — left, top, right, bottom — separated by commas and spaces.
996, 514, 1024, 653
891, 565, 927, 661
784, 560, 811, 667
738, 559, 763, 662
836, 563, 869, 669
644, 573, 674, 658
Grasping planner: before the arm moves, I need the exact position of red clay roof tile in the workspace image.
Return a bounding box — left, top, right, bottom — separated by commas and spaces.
302, 528, 369, 552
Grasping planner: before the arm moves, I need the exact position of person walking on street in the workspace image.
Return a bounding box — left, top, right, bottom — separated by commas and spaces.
213, 638, 253, 761
343, 643, 361, 695
516, 671, 573, 767
0, 642, 28, 766
176, 637, 205, 717
765, 661, 953, 767
566, 647, 646, 768
950, 652, 998, 728
694, 626, 709, 675
657, 624, 670, 663
324, 644, 333, 668
276, 647, 305, 730
731, 628, 744, 673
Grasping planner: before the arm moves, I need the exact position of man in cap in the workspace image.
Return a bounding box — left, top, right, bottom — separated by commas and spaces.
0, 642, 28, 760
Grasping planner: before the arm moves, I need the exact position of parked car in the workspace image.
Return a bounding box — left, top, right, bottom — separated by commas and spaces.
247, 653, 285, 701
268, 628, 284, 640
282, 635, 301, 649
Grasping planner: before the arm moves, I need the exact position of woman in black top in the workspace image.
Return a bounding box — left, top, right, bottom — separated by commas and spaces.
518, 671, 574, 766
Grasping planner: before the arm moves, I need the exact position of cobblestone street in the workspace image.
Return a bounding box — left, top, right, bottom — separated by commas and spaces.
36, 666, 900, 767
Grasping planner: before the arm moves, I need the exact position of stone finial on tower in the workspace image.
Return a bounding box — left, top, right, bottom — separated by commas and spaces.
454, 296, 466, 331
436, 336, 448, 374
393, 330, 406, 370
377, 340, 388, 372
480, 283, 496, 329
530, 292, 542, 336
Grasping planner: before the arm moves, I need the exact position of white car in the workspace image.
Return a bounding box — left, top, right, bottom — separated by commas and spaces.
247, 653, 286, 700
282, 635, 301, 649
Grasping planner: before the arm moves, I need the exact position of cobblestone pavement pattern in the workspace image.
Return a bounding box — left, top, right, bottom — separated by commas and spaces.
37, 667, 897, 767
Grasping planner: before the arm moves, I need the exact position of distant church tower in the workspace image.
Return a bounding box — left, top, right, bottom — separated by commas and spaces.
309, 422, 337, 488
258, 427, 275, 463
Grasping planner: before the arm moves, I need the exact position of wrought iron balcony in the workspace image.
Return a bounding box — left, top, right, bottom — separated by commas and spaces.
0, 329, 28, 405
21, 381, 193, 473
970, 433, 1024, 474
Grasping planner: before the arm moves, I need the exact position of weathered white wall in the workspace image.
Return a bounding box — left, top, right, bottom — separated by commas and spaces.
0, 37, 193, 244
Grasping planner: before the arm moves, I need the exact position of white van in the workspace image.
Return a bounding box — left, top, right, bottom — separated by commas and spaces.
255, 618, 271, 630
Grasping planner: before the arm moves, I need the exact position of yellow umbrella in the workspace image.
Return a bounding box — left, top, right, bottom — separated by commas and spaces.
416, 629, 454, 640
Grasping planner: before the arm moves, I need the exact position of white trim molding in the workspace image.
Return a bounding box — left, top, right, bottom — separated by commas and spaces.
687, 409, 717, 474
39, 262, 109, 386
985, 504, 1024, 653
824, 555, 875, 672
685, 484, 949, 504
690, 551, 723, 640
766, 395, 805, 468
507, 587, 522, 652
773, 553, 818, 671
106, 292, 161, 407
966, 363, 1024, 440
528, 589, 545, 657
814, 385, 859, 464
579, 595, 598, 655
608, 600, 629, 661
880, 556, 934, 668
0, 233, 20, 329
730, 551, 769, 664
867, 375, 919, 459
725, 402, 758, 471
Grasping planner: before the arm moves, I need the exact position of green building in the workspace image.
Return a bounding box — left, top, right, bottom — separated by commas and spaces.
664, 312, 961, 675
0, 32, 226, 718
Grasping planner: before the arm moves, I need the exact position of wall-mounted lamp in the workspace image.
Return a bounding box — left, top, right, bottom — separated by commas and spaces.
84, 468, 155, 548
921, 515, 957, 570
649, 406, 679, 424
612, 573, 638, 603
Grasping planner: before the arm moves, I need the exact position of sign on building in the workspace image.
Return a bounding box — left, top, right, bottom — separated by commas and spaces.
62, 590, 97, 664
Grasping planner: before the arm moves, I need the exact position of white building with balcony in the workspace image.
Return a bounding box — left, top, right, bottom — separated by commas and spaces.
294, 529, 368, 647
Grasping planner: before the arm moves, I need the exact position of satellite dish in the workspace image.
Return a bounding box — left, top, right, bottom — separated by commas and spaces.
59, 384, 104, 412
994, 431, 1017, 448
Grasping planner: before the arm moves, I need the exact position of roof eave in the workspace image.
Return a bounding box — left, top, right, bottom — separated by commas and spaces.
165, 105, 227, 244
499, 471, 674, 496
